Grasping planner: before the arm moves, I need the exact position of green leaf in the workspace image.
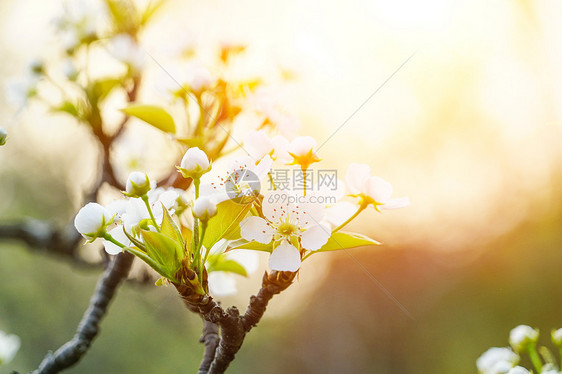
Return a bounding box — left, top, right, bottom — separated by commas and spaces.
207, 254, 248, 277
176, 137, 203, 148
140, 230, 183, 275
122, 104, 176, 134
316, 231, 381, 252
160, 205, 184, 247
229, 240, 273, 253
91, 78, 122, 101
202, 200, 252, 250
53, 101, 80, 118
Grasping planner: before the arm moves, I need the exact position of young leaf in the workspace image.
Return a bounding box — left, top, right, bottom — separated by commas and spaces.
202, 200, 252, 250
315, 231, 381, 252
160, 204, 184, 246
122, 104, 176, 134
140, 230, 183, 274
208, 258, 248, 277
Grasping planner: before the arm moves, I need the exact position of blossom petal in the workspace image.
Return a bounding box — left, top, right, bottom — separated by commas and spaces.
345, 163, 371, 194
253, 155, 273, 180
269, 241, 301, 271
300, 223, 331, 250
240, 216, 274, 244
288, 136, 316, 157
243, 130, 274, 160
381, 197, 410, 210
103, 227, 129, 255
365, 176, 393, 203
262, 191, 291, 222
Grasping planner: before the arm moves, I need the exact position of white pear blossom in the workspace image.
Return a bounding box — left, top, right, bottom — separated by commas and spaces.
192, 196, 217, 221
180, 147, 210, 174
108, 34, 145, 70
509, 325, 539, 352
507, 367, 531, 374
239, 191, 330, 271
345, 163, 409, 210
125, 171, 150, 197
476, 347, 518, 374
122, 187, 179, 231
74, 202, 112, 239
0, 330, 20, 365
243, 130, 290, 162
200, 155, 273, 204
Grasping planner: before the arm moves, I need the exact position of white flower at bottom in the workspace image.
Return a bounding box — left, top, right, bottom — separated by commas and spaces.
541, 364, 561, 374
269, 240, 301, 272
476, 347, 518, 374
507, 367, 531, 374
509, 325, 539, 352
0, 330, 21, 365
74, 203, 112, 239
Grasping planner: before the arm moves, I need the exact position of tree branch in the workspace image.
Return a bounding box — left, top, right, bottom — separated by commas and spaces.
0, 219, 93, 264
33, 252, 134, 374
176, 271, 297, 374
198, 320, 220, 374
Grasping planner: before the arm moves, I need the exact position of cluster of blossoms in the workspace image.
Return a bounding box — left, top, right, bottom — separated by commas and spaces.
0, 330, 20, 366
477, 325, 562, 374
75, 134, 408, 296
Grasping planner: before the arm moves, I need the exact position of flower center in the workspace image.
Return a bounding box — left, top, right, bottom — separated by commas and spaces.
277, 222, 297, 236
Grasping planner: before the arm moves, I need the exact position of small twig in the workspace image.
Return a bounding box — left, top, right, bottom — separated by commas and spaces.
33, 252, 134, 374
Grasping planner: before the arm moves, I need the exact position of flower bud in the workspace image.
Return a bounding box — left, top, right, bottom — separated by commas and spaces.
125, 171, 151, 197
476, 347, 518, 374
507, 367, 531, 374
509, 325, 539, 352
192, 196, 217, 222
0, 127, 7, 146
0, 330, 21, 365
74, 202, 112, 239
552, 328, 562, 347
178, 147, 211, 179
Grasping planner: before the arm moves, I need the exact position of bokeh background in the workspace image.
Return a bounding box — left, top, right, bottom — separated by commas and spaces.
1, 0, 562, 373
